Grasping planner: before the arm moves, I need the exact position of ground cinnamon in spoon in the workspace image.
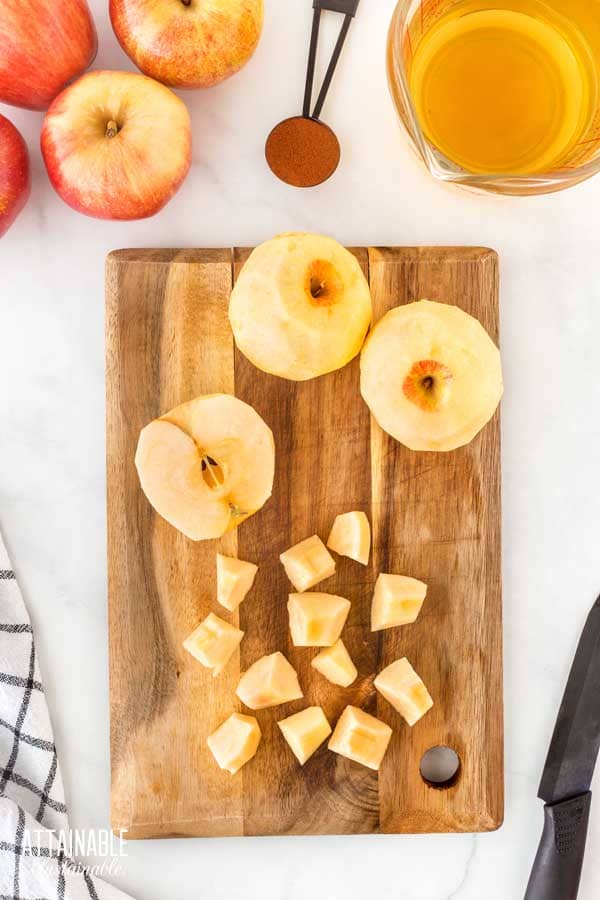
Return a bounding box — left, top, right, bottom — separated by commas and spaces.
265, 116, 341, 187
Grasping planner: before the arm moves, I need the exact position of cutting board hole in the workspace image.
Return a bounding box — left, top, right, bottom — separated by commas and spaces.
420, 746, 460, 789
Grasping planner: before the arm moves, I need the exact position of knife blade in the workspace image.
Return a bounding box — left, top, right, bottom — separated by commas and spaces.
525, 595, 600, 900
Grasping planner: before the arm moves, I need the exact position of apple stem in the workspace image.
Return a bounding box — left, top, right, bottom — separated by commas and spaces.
181, 0, 191, 5
105, 120, 120, 139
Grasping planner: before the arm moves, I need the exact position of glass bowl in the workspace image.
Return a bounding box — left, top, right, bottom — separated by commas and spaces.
387, 0, 600, 196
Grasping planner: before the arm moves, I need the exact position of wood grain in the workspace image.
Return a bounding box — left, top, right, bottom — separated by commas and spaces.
368, 248, 503, 834
106, 246, 503, 838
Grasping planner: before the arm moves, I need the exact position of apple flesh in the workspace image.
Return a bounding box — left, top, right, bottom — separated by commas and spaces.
278, 707, 332, 765
374, 658, 433, 726
41, 70, 192, 221
236, 652, 303, 710
371, 574, 427, 631
0, 0, 97, 111
328, 705, 392, 771
327, 511, 371, 565
288, 593, 351, 647
207, 713, 261, 775
360, 300, 503, 451
182, 612, 244, 677
135, 393, 275, 541
110, 0, 264, 90
311, 639, 357, 688
0, 116, 30, 238
216, 554, 258, 612
280, 535, 336, 592
230, 233, 373, 381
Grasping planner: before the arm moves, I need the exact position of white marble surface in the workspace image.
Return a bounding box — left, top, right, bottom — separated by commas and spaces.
2, 0, 600, 897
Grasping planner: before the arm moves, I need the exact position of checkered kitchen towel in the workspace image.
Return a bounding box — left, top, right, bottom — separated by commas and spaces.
0, 532, 133, 900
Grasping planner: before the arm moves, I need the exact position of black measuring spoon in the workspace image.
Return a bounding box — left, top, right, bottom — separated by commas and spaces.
266, 0, 361, 188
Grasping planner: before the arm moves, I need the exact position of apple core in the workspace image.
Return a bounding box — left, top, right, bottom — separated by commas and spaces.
361, 300, 503, 451
306, 259, 342, 306
403, 359, 453, 412
201, 455, 225, 490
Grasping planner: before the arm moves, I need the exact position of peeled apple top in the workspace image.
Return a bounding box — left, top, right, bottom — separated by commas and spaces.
360, 300, 503, 452
135, 394, 275, 541
110, 0, 264, 90
0, 0, 97, 110
229, 233, 373, 381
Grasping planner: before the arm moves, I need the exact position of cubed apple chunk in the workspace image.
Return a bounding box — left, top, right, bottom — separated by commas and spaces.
216, 554, 258, 612
327, 511, 371, 565
278, 706, 332, 765
183, 612, 243, 677
328, 705, 392, 771
236, 651, 303, 710
280, 535, 336, 592
288, 593, 351, 647
311, 639, 357, 687
207, 713, 261, 775
371, 574, 427, 631
374, 658, 433, 726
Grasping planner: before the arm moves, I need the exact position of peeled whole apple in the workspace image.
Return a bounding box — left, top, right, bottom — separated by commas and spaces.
230, 233, 373, 381
360, 300, 503, 452
0, 116, 30, 238
0, 0, 97, 111
135, 393, 275, 541
110, 0, 264, 90
41, 71, 192, 221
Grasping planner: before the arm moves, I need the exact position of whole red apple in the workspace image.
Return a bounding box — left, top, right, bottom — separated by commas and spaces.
0, 115, 31, 238
110, 0, 263, 89
41, 71, 192, 221
0, 0, 97, 111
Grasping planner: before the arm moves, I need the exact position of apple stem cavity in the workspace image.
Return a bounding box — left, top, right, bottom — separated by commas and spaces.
105, 120, 120, 139
310, 278, 327, 299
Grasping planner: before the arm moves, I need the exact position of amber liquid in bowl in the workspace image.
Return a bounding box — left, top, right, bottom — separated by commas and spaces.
403, 0, 600, 176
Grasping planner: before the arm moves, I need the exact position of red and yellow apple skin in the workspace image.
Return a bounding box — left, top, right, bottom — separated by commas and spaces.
0, 0, 97, 111
0, 116, 31, 238
109, 0, 264, 90
41, 71, 192, 221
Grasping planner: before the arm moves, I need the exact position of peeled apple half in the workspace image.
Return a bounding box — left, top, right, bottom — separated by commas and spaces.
229, 233, 372, 381
135, 394, 275, 540
360, 300, 503, 452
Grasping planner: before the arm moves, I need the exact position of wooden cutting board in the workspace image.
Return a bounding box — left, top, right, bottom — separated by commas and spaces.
105, 246, 503, 839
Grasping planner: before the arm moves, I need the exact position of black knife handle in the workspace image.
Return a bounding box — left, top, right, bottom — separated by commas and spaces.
524, 792, 592, 900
